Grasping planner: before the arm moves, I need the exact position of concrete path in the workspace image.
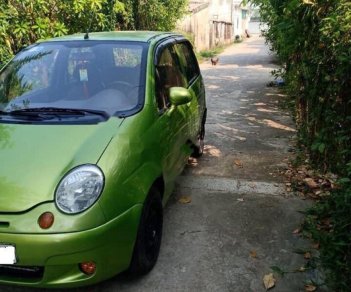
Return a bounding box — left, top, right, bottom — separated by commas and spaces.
2, 36, 314, 292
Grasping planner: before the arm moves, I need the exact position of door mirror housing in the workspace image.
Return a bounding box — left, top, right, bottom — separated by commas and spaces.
169, 87, 192, 106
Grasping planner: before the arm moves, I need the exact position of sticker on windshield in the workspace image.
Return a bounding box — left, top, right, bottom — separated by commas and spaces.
79, 69, 88, 81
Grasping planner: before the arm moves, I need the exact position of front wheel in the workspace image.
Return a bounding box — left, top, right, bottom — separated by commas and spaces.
128, 187, 163, 276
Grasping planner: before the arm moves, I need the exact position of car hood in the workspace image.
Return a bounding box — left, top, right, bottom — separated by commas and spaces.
0, 119, 121, 212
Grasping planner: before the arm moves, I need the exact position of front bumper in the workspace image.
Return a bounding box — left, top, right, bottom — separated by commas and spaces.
0, 204, 142, 288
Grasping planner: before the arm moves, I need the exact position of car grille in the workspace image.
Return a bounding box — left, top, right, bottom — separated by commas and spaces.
0, 265, 44, 279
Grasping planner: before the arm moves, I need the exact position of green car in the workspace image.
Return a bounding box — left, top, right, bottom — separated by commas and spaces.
0, 31, 206, 287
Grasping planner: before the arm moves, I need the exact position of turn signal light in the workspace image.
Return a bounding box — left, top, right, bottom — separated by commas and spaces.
80, 261, 96, 275
38, 212, 54, 229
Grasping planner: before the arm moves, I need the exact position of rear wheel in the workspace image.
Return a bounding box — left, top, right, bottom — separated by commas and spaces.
128, 187, 163, 276
191, 113, 206, 158
192, 132, 205, 158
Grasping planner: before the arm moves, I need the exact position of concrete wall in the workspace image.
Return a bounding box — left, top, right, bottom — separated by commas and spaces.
209, 21, 233, 48
208, 0, 233, 47
232, 3, 242, 38
232, 1, 251, 39
209, 0, 232, 22
178, 3, 210, 51
179, 0, 252, 51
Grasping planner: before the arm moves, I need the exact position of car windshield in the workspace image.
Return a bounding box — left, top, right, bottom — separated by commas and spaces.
0, 41, 147, 122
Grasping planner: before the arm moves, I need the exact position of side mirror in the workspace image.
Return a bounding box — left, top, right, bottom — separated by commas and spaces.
169, 87, 192, 106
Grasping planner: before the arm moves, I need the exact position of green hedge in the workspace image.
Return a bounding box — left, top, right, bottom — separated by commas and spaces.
250, 0, 351, 290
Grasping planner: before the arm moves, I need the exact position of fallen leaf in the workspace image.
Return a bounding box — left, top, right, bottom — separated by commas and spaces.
248, 182, 257, 189
178, 196, 192, 204
237, 198, 244, 202
303, 0, 315, 5
305, 284, 317, 291
321, 218, 331, 227
321, 180, 331, 187
292, 228, 301, 234
250, 250, 257, 258
304, 178, 319, 189
263, 273, 276, 290
187, 157, 198, 166
312, 242, 320, 249
234, 159, 244, 168
307, 170, 314, 177
294, 248, 308, 255
285, 182, 292, 186
298, 266, 306, 272
321, 191, 331, 197
304, 252, 312, 259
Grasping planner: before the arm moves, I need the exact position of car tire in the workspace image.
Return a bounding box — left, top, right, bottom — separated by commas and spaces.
128, 186, 163, 276
192, 112, 206, 158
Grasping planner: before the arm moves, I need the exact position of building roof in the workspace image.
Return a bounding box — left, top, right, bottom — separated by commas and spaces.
189, 1, 209, 13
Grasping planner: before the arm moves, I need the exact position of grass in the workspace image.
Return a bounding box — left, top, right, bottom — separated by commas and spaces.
195, 38, 245, 63
195, 45, 226, 63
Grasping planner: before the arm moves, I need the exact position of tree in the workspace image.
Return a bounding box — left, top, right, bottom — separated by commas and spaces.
0, 0, 189, 66
117, 0, 188, 31
0, 0, 125, 65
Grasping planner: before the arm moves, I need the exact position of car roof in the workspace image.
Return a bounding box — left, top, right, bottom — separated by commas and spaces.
43, 31, 182, 43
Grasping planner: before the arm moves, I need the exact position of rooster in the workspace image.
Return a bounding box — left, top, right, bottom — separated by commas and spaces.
210, 57, 219, 66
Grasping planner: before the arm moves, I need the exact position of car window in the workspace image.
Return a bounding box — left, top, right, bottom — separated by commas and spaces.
0, 41, 147, 120
175, 42, 200, 85
113, 47, 142, 67
155, 45, 186, 110
66, 47, 97, 86
0, 47, 59, 103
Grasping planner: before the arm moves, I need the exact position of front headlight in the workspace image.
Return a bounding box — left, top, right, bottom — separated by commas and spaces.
55, 165, 104, 214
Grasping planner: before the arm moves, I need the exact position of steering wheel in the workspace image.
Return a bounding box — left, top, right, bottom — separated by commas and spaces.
109, 81, 134, 93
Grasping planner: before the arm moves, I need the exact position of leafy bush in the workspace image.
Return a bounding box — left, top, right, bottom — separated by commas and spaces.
303, 182, 351, 291
0, 0, 188, 67
0, 0, 124, 66
126, 0, 188, 31
249, 0, 351, 290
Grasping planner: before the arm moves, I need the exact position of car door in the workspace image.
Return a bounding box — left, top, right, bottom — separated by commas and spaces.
174, 41, 206, 142
153, 42, 190, 184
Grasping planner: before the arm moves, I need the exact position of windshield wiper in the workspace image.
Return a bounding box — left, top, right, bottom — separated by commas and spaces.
0, 109, 49, 120
5, 107, 109, 119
